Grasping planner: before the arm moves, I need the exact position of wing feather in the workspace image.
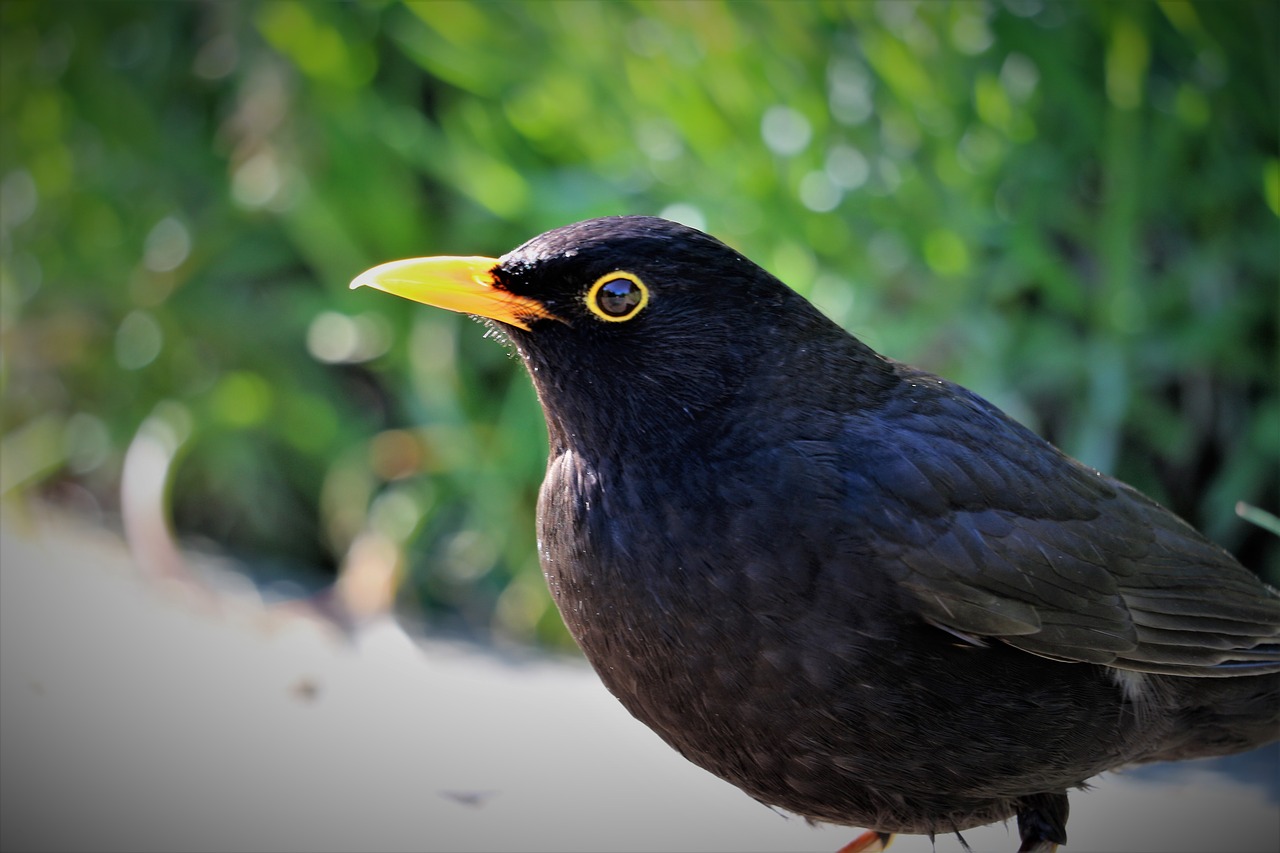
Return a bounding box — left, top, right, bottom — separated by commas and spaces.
846, 369, 1280, 677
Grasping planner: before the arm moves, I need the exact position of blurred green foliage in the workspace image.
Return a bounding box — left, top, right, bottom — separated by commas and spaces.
2, 1, 1276, 647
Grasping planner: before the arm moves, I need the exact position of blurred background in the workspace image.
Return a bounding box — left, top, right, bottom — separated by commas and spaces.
2, 0, 1277, 652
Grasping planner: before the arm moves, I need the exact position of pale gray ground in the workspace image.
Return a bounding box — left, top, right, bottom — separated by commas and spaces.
2, 508, 1276, 853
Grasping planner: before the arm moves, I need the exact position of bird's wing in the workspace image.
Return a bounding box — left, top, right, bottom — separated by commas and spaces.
845, 372, 1280, 677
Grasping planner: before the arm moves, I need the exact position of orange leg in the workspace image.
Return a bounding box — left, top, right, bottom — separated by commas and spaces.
836, 830, 894, 853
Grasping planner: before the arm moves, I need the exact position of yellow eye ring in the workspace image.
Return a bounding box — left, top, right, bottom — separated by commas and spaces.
585, 271, 649, 322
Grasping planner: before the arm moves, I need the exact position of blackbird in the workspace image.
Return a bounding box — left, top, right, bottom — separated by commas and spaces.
353, 216, 1280, 852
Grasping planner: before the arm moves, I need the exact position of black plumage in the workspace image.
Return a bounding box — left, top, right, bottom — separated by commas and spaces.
353, 216, 1280, 851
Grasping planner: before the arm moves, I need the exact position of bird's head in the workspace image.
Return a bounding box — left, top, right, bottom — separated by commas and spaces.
352, 216, 886, 455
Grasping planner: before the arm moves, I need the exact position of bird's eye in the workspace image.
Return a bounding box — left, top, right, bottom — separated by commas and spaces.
586, 272, 648, 322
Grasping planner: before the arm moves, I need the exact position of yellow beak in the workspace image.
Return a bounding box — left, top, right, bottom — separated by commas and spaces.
350, 256, 556, 331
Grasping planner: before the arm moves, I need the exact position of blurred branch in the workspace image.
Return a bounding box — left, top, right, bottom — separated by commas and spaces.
121, 402, 197, 586
1236, 503, 1280, 539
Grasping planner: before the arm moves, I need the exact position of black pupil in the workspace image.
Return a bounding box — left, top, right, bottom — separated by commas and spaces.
598, 278, 642, 316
